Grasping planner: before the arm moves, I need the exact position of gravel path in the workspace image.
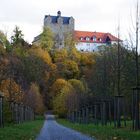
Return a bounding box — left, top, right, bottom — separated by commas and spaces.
36, 115, 95, 140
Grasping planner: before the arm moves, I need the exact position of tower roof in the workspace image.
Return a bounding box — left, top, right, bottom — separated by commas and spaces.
44, 11, 73, 24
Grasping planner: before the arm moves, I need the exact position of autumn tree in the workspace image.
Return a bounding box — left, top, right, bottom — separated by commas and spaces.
55, 60, 79, 79
51, 79, 69, 97
68, 47, 81, 63
0, 30, 9, 49
51, 48, 68, 63
53, 81, 74, 117
23, 83, 45, 114
68, 79, 87, 109
0, 78, 22, 102
64, 32, 77, 50
0, 57, 9, 82
40, 27, 54, 51
28, 47, 57, 108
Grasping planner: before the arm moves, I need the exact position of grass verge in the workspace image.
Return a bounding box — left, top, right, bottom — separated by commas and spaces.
57, 119, 140, 140
0, 117, 44, 140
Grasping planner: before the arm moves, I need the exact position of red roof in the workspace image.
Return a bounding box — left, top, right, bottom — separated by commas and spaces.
74, 30, 120, 43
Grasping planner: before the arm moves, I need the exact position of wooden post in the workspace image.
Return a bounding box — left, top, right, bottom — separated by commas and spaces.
82, 108, 85, 123
114, 95, 124, 128
108, 100, 112, 125
0, 94, 4, 127
100, 102, 103, 125
78, 110, 81, 123
85, 107, 89, 124
94, 104, 98, 125
102, 100, 107, 126
132, 87, 140, 130
90, 106, 94, 123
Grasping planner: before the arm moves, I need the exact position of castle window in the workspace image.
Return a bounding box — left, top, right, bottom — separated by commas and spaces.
98, 38, 102, 42
93, 36, 96, 41
86, 37, 90, 41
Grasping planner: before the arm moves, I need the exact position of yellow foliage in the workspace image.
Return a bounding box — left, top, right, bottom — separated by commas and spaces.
0, 79, 22, 102
49, 63, 57, 78
53, 82, 74, 117
80, 52, 95, 67
68, 79, 86, 94
51, 78, 69, 97
53, 48, 68, 62
68, 47, 81, 63
29, 47, 52, 65
63, 60, 79, 79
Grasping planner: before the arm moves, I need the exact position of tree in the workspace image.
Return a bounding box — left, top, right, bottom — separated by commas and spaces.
23, 83, 45, 114
0, 57, 9, 82
51, 78, 69, 97
68, 47, 81, 63
55, 60, 79, 79
11, 26, 24, 46
131, 0, 140, 130
0, 78, 22, 102
0, 30, 9, 48
40, 27, 54, 51
53, 81, 74, 117
21, 54, 46, 86
68, 79, 86, 94
29, 47, 52, 65
64, 32, 78, 50
68, 79, 87, 109
51, 48, 68, 63
80, 52, 95, 67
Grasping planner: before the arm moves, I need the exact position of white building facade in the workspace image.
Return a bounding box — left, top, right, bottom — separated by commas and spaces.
75, 30, 119, 52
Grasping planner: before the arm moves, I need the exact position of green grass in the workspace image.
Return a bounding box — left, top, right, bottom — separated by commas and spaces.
0, 117, 44, 140
57, 119, 140, 140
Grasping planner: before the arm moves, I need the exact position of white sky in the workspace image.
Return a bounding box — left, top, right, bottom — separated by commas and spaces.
0, 0, 138, 43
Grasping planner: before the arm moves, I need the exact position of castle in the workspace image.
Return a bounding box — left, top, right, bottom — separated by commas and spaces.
33, 11, 119, 51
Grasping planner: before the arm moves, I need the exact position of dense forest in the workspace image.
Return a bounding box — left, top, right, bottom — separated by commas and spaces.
0, 26, 139, 117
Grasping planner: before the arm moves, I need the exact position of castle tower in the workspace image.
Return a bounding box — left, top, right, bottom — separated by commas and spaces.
43, 11, 75, 48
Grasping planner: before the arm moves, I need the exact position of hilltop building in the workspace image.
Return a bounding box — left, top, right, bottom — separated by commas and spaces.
33, 11, 74, 48
33, 11, 120, 51
75, 30, 119, 52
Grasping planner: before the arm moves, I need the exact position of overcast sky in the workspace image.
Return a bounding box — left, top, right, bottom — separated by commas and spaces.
0, 0, 138, 43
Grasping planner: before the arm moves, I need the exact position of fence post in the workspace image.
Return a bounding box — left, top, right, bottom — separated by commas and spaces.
85, 107, 89, 124
15, 103, 18, 123
132, 87, 140, 130
94, 104, 98, 125
114, 95, 124, 128
0, 93, 4, 127
108, 100, 112, 125
20, 103, 24, 123
10, 101, 14, 122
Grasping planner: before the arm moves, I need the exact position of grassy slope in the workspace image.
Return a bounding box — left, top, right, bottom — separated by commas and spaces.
0, 119, 44, 140
57, 119, 140, 140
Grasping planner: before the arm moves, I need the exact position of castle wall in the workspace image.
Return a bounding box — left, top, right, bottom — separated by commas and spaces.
44, 14, 74, 48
